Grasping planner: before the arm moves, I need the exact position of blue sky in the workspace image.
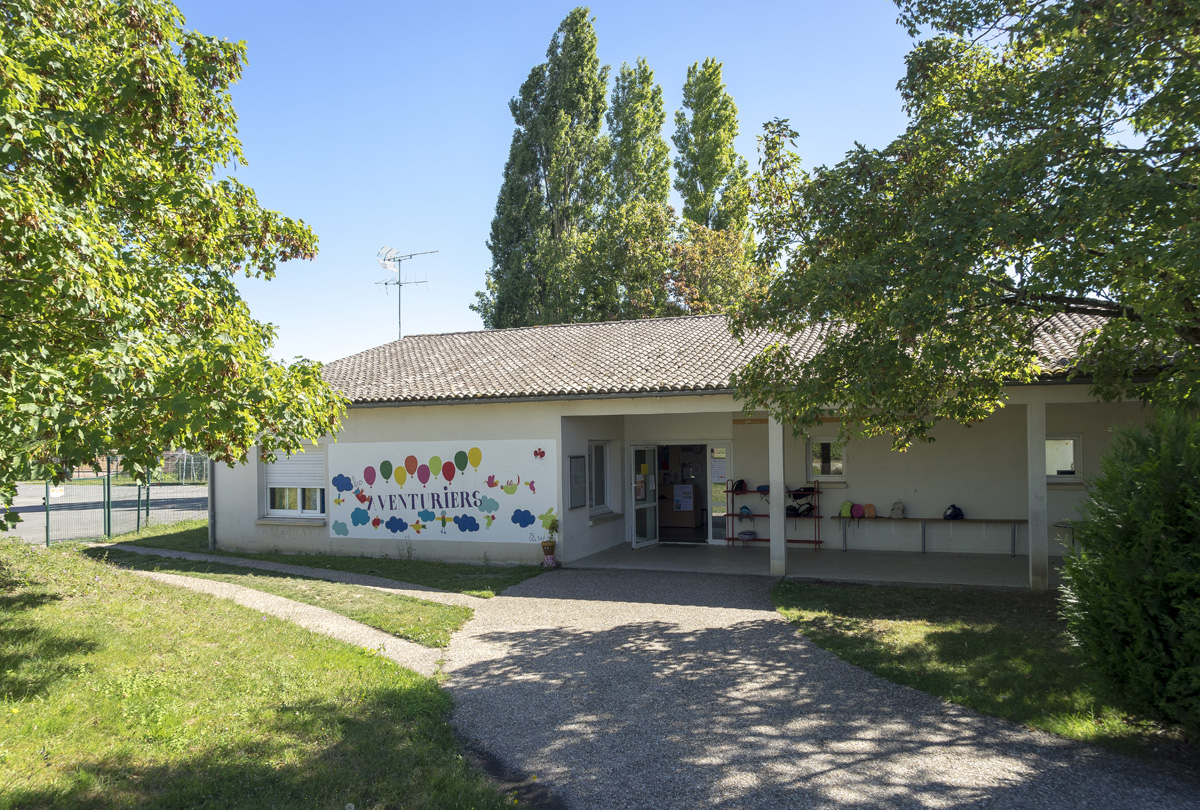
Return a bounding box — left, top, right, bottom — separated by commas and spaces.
176, 0, 916, 363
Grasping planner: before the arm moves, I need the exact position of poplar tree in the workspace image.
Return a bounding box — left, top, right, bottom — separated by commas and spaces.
672, 58, 750, 233
607, 58, 670, 209
474, 7, 609, 328
578, 58, 677, 321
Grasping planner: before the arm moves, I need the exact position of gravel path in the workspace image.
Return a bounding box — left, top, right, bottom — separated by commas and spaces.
442, 568, 1199, 810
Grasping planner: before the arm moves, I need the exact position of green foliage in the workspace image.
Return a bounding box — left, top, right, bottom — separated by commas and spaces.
668, 220, 767, 315
736, 1, 1200, 448
672, 58, 750, 233
0, 0, 345, 525
473, 6, 609, 329
1061, 410, 1200, 738
607, 58, 670, 209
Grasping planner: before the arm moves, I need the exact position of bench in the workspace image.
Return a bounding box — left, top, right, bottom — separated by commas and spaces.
829, 516, 1028, 555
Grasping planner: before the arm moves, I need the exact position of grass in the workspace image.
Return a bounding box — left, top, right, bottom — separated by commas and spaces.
87, 547, 473, 648
0, 539, 520, 809
772, 579, 1195, 765
113, 521, 545, 599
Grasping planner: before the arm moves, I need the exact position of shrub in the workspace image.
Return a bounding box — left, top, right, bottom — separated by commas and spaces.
1061, 410, 1200, 739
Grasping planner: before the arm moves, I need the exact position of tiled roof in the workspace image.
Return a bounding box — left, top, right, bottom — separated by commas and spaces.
322, 312, 1104, 405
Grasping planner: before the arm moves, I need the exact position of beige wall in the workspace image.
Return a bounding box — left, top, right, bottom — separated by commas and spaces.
214, 387, 1147, 565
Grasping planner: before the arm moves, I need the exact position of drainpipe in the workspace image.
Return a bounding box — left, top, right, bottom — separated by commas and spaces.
208, 459, 217, 551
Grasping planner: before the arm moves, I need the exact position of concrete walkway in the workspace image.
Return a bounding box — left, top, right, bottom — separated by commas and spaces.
443, 568, 1198, 810
108, 546, 1196, 808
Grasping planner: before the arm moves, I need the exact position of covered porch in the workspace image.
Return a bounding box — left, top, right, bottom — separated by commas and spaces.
569, 543, 1066, 589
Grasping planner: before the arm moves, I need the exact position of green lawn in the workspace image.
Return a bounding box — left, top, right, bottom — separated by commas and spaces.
0, 539, 518, 809
89, 547, 473, 648
772, 579, 1194, 763
113, 521, 545, 598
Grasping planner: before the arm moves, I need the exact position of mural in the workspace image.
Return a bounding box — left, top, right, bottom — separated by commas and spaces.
327, 440, 557, 542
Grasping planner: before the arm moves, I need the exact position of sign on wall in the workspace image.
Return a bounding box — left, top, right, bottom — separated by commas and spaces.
327, 440, 557, 542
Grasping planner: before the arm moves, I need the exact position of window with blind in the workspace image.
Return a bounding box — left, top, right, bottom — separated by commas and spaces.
264, 449, 326, 517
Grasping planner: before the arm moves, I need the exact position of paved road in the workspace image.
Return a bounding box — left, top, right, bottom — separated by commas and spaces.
443, 568, 1199, 810
7, 483, 207, 543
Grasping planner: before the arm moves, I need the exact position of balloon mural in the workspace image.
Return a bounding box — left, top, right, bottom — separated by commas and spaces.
329, 442, 558, 545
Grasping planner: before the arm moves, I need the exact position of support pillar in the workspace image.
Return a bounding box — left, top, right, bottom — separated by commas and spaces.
769, 417, 787, 576
1026, 401, 1049, 590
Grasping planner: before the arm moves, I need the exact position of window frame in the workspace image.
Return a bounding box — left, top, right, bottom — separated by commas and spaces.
587, 441, 611, 515
1045, 434, 1082, 482
807, 436, 847, 482
262, 445, 327, 519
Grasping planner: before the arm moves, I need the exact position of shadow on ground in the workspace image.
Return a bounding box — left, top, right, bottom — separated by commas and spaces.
448, 571, 1200, 809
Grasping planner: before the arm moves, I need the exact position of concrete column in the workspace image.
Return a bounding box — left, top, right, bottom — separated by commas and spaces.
769, 417, 787, 576
1026, 401, 1049, 590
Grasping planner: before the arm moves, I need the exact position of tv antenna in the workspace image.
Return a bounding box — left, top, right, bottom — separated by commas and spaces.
376, 247, 436, 340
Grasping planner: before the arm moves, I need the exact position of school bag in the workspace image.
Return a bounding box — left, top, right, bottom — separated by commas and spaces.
864, 504, 876, 519
889, 500, 905, 519
850, 503, 865, 519
944, 504, 965, 520
839, 500, 853, 518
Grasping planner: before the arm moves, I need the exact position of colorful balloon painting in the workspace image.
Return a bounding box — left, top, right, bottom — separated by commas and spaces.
395, 467, 407, 487
454, 450, 468, 472
405, 455, 418, 475
417, 464, 430, 486
380, 460, 393, 482
364, 466, 376, 487
442, 460, 456, 482
429, 456, 442, 478
468, 446, 482, 470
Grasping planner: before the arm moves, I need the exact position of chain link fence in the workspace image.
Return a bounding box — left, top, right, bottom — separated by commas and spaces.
9, 454, 210, 545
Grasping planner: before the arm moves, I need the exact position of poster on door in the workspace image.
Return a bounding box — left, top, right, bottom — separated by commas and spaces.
327, 440, 557, 542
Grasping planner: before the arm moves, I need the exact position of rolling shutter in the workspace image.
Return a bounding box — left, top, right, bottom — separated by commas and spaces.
264, 449, 325, 488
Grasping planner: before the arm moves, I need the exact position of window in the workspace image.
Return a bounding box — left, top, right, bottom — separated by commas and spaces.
588, 441, 609, 513
1046, 435, 1081, 480
808, 437, 846, 480
264, 447, 326, 517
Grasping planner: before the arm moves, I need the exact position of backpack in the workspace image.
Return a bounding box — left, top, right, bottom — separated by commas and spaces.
944, 504, 964, 520
889, 500, 905, 519
730, 479, 747, 493
839, 500, 853, 518
850, 503, 865, 519
864, 504, 876, 519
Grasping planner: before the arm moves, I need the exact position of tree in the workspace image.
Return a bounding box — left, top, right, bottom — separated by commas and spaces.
473, 7, 609, 329
0, 0, 345, 525
1060, 410, 1200, 739
607, 58, 670, 210
734, 1, 1200, 448
574, 57, 677, 321
672, 58, 750, 234
669, 221, 766, 315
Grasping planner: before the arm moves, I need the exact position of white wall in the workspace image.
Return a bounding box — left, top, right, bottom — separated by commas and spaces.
561, 414, 626, 561
213, 387, 1147, 564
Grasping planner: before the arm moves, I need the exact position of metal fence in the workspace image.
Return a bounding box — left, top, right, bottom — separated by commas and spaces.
10, 454, 210, 545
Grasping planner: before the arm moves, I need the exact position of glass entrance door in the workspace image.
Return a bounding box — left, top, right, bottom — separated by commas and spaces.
631, 445, 658, 548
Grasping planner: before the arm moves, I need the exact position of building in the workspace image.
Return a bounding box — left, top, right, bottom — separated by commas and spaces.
210, 313, 1145, 590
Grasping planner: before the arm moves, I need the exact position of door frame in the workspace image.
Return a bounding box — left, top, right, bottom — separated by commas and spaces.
629, 444, 659, 549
